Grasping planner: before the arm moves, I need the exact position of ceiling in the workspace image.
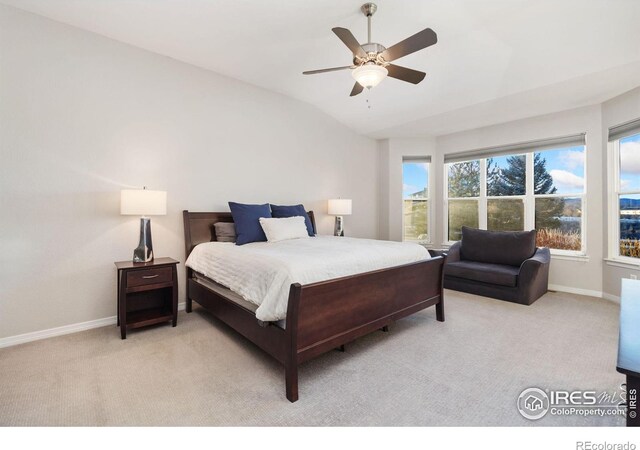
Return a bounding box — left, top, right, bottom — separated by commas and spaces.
4, 0, 640, 138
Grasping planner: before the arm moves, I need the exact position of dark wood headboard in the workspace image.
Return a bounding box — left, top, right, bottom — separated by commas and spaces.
182, 210, 317, 258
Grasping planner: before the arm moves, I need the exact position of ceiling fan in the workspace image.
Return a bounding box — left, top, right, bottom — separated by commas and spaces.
303, 3, 438, 97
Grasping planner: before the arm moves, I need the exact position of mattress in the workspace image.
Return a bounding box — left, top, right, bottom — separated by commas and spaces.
185, 235, 431, 322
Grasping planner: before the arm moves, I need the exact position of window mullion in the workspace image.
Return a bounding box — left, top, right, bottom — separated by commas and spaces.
610, 140, 620, 258
525, 152, 535, 231
479, 159, 487, 229
444, 164, 450, 243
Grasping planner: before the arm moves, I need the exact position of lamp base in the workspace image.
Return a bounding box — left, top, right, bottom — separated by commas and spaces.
133, 217, 154, 263
334, 216, 345, 237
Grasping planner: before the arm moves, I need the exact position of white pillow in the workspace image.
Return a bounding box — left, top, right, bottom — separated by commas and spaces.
259, 216, 309, 243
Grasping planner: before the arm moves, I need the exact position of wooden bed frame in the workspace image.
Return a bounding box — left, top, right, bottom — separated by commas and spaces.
183, 210, 445, 402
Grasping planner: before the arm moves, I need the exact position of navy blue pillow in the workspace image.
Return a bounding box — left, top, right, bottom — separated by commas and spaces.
228, 202, 272, 245
269, 204, 315, 237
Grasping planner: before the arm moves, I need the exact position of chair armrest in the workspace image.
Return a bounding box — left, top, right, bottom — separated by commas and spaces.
520, 247, 551, 270
446, 242, 461, 263
517, 247, 551, 304
519, 247, 551, 279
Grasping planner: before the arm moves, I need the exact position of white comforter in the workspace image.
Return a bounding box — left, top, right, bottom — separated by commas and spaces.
185, 235, 431, 322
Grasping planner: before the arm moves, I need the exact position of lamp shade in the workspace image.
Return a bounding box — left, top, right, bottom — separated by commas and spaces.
120, 189, 167, 216
352, 64, 388, 89
328, 198, 352, 216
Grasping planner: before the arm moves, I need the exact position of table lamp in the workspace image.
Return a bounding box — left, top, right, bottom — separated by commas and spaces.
328, 198, 352, 237
120, 187, 167, 262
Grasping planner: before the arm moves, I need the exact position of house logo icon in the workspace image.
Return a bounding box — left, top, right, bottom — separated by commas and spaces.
525, 395, 544, 411
517, 388, 550, 420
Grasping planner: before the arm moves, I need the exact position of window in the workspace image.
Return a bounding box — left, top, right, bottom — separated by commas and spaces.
403, 157, 430, 242
608, 122, 640, 262
447, 160, 479, 241
445, 134, 586, 254
533, 147, 585, 252
486, 154, 526, 232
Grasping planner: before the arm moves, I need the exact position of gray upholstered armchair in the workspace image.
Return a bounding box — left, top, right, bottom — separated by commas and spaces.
444, 227, 551, 305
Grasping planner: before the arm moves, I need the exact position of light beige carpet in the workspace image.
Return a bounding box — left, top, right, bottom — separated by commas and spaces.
0, 290, 624, 426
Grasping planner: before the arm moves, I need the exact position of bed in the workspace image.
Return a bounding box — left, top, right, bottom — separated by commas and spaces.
183, 210, 445, 402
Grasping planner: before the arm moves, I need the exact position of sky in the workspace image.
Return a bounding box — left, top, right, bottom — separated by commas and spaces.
537, 145, 585, 194
402, 162, 428, 198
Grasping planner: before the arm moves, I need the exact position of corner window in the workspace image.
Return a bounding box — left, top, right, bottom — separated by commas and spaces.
403, 158, 430, 242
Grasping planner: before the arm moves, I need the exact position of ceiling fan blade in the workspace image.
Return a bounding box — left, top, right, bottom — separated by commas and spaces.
350, 82, 364, 97
380, 28, 437, 62
303, 66, 352, 75
332, 27, 367, 59
386, 64, 426, 84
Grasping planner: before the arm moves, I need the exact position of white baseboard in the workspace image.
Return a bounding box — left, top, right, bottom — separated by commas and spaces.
548, 284, 621, 304
602, 292, 621, 303
548, 284, 603, 299
0, 302, 186, 349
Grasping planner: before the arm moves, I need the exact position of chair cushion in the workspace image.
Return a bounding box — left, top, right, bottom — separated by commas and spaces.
445, 261, 520, 287
460, 226, 536, 267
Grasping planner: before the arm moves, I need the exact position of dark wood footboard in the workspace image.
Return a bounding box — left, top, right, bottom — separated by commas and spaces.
182, 210, 445, 402
283, 257, 444, 401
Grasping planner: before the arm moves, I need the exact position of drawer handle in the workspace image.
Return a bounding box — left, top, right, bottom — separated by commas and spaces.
142, 274, 160, 279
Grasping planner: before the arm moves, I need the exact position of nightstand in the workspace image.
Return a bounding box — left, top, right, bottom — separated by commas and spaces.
115, 257, 179, 339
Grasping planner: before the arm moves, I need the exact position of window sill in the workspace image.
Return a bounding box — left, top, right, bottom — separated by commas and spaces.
605, 259, 640, 270
550, 253, 589, 262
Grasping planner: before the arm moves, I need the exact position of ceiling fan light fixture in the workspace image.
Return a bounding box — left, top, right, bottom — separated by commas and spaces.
352, 63, 388, 89
302, 4, 436, 97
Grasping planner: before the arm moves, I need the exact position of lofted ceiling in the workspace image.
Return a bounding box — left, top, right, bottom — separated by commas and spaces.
3, 0, 640, 138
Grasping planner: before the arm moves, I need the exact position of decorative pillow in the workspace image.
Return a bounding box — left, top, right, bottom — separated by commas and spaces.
269, 204, 315, 236
228, 202, 272, 245
214, 222, 236, 243
259, 216, 309, 243
460, 226, 536, 267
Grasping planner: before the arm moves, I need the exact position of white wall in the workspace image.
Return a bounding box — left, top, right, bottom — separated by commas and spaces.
377, 140, 390, 240
435, 105, 605, 295
601, 87, 640, 298
0, 5, 378, 339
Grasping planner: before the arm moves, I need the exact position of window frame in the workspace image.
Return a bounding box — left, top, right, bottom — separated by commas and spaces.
402, 157, 432, 245
444, 149, 587, 257
608, 136, 640, 265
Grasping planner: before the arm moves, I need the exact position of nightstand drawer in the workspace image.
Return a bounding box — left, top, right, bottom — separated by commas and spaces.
126, 267, 173, 287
